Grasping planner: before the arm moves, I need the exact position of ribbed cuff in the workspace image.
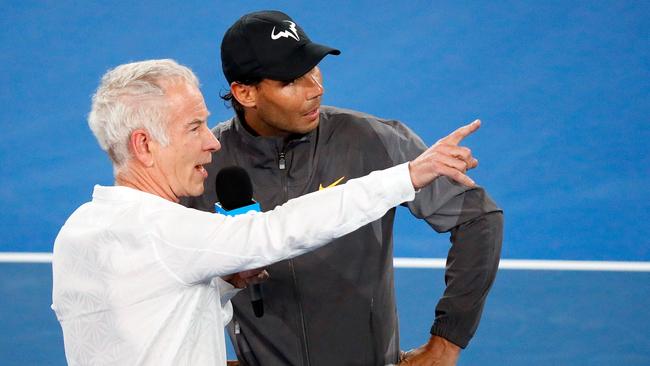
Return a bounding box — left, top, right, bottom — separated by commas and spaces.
430, 323, 470, 349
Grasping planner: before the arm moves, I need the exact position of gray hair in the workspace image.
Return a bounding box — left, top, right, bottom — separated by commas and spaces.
88, 59, 199, 173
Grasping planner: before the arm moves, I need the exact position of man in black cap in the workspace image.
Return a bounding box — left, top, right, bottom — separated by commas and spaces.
186, 10, 503, 366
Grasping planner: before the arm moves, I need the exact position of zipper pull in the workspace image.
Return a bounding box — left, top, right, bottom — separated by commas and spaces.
278, 152, 286, 170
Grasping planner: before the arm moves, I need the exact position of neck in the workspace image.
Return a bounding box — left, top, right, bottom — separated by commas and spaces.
242, 110, 290, 138
115, 164, 179, 203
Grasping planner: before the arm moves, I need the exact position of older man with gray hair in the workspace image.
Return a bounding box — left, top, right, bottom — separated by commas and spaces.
51, 59, 483, 366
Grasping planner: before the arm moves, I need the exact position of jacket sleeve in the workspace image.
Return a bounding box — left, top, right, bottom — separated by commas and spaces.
149, 163, 416, 285
370, 117, 503, 349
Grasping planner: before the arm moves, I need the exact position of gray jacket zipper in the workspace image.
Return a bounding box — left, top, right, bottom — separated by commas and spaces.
279, 150, 311, 366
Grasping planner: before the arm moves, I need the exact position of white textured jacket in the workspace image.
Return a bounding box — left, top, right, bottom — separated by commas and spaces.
51, 163, 414, 366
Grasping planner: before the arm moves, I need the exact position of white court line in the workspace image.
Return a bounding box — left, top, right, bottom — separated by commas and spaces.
0, 252, 53, 263
393, 258, 650, 272
1, 252, 650, 272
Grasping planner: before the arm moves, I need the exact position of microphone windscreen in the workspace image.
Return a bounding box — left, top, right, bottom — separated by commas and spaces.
215, 166, 254, 210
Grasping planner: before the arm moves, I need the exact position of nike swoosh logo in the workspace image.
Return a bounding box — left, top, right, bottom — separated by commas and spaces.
319, 176, 346, 191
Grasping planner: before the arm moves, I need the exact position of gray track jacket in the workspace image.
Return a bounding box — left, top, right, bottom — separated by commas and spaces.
185, 106, 503, 366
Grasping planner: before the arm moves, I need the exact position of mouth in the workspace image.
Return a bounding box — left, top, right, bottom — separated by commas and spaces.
194, 164, 208, 179
303, 105, 320, 120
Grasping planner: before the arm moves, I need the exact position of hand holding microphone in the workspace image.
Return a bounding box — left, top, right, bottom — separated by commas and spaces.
223, 269, 269, 289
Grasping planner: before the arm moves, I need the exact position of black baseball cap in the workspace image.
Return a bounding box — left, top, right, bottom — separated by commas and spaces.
221, 10, 341, 84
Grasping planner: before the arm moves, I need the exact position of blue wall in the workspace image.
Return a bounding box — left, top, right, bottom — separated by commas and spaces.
1, 1, 648, 260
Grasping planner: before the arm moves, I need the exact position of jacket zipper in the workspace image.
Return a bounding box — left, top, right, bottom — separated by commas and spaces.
279, 150, 311, 366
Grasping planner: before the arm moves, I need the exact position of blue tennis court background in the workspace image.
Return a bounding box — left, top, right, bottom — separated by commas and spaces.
1, 1, 648, 364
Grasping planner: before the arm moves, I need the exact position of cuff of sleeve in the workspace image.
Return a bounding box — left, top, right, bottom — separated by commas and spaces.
217, 278, 243, 304
430, 323, 470, 349
391, 162, 416, 203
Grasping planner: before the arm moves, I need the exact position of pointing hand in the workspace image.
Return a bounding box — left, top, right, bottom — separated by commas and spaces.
409, 120, 481, 190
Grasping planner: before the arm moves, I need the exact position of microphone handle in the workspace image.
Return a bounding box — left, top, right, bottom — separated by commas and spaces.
249, 284, 264, 317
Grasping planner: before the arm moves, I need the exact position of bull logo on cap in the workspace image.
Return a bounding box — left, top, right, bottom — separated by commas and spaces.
271, 20, 300, 41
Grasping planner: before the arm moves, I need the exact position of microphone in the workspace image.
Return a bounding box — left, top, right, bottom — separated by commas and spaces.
214, 166, 264, 318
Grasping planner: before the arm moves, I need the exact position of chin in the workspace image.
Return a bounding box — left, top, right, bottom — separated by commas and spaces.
181, 183, 205, 198
299, 118, 320, 133
190, 186, 205, 197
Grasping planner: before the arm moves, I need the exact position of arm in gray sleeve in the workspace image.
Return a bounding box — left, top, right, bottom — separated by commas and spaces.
371, 117, 504, 348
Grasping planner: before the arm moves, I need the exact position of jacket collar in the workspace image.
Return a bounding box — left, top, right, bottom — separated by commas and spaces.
231, 114, 315, 154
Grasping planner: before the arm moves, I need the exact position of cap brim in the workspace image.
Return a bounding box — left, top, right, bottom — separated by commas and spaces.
265, 42, 340, 82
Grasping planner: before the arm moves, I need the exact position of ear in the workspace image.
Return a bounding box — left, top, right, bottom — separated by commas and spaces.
231, 82, 258, 108
128, 129, 155, 167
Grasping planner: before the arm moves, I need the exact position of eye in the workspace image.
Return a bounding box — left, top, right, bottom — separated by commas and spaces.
282, 78, 297, 86
189, 123, 202, 133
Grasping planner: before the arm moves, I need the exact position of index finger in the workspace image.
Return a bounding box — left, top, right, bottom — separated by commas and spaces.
440, 119, 481, 146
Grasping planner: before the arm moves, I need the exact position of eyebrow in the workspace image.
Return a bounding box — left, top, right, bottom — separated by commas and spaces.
187, 112, 211, 126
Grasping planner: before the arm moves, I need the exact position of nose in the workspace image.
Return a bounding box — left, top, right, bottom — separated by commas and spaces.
305, 69, 324, 100
203, 127, 221, 152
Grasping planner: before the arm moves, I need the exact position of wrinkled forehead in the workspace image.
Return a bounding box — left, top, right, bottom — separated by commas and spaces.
162, 80, 209, 122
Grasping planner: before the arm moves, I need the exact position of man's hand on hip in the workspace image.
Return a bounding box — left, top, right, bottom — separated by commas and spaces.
398, 335, 461, 366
